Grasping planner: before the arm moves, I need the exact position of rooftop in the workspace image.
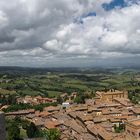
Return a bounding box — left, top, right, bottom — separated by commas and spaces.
131, 107, 140, 114
128, 119, 140, 127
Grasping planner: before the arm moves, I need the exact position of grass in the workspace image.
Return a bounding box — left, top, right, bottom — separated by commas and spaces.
47, 90, 62, 98
0, 89, 16, 94
20, 128, 27, 138
63, 83, 89, 90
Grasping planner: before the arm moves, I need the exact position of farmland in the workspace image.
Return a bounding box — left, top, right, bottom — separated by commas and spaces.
0, 67, 140, 99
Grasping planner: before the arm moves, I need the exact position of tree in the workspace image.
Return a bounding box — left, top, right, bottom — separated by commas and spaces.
7, 94, 17, 104
0, 95, 7, 105
57, 95, 63, 104
114, 123, 125, 133
46, 129, 61, 140
74, 93, 88, 104
26, 122, 40, 138
7, 123, 20, 140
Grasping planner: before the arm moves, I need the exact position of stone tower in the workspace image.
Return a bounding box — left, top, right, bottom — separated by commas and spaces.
0, 112, 6, 140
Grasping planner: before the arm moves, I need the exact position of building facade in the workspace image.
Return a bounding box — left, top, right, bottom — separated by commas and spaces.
125, 119, 140, 140
96, 90, 128, 102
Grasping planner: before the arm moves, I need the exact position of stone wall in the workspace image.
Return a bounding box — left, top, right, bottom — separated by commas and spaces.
0, 112, 6, 140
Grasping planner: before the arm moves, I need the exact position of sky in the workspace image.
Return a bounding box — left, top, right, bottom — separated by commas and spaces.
0, 0, 140, 67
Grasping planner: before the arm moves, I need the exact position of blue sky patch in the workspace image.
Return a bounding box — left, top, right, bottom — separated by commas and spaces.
74, 12, 96, 24
83, 12, 96, 18
102, 0, 140, 11
102, 0, 126, 11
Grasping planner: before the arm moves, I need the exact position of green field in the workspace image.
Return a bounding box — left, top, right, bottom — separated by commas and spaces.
0, 68, 140, 98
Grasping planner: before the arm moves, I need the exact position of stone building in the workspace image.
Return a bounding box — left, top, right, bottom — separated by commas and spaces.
96, 89, 128, 102
0, 112, 6, 140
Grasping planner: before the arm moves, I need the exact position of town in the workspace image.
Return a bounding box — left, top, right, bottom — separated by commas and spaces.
0, 67, 140, 140
1, 89, 140, 140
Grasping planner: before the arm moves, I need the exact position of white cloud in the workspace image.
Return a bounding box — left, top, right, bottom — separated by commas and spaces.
43, 40, 61, 52
0, 10, 8, 28
101, 31, 128, 47
0, 0, 140, 66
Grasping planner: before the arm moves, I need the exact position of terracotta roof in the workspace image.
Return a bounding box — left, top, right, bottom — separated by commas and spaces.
96, 124, 113, 140
45, 119, 61, 129
98, 103, 121, 108
87, 123, 113, 139
33, 117, 44, 126
0, 105, 9, 110
76, 113, 93, 122
87, 124, 98, 136
5, 109, 35, 116
113, 134, 126, 140
127, 118, 140, 127
87, 106, 101, 113
35, 111, 40, 117
121, 109, 133, 116
26, 114, 35, 119
131, 107, 140, 114
109, 118, 122, 123
75, 133, 96, 140
52, 111, 71, 122
63, 119, 86, 134
93, 116, 107, 123
72, 104, 88, 111
35, 96, 42, 99
113, 98, 132, 107
84, 121, 94, 126
68, 111, 78, 119
39, 111, 51, 117
44, 106, 60, 112
102, 108, 121, 115
113, 115, 135, 120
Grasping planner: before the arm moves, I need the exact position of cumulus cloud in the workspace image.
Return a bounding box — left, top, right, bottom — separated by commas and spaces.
0, 0, 140, 67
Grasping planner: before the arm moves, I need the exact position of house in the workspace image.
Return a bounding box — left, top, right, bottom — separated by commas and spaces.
125, 118, 140, 140
34, 96, 54, 104
63, 119, 86, 135
68, 111, 78, 119
90, 108, 102, 116
87, 124, 113, 140
76, 113, 93, 124
17, 96, 56, 105
44, 106, 60, 112
96, 125, 113, 140
32, 117, 44, 128
131, 107, 140, 118
102, 108, 122, 116
85, 99, 95, 105
93, 116, 107, 123
109, 118, 122, 126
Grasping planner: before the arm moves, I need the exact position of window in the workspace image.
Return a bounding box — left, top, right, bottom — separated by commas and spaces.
127, 130, 130, 133
132, 132, 135, 136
